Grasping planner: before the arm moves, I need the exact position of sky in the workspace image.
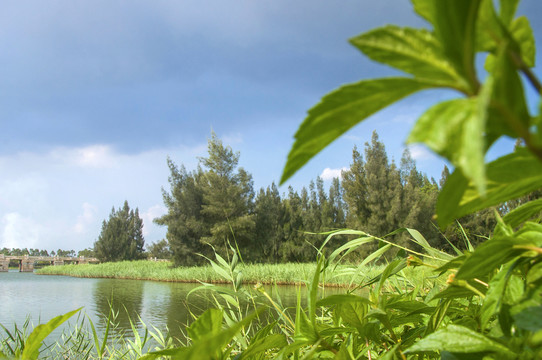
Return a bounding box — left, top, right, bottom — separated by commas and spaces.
1, 1, 541, 252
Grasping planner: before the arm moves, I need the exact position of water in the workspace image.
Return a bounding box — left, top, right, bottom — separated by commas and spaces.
0, 270, 342, 344
0, 271, 216, 341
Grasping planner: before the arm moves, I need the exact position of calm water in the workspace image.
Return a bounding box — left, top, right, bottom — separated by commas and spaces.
0, 270, 336, 343
1, 270, 208, 341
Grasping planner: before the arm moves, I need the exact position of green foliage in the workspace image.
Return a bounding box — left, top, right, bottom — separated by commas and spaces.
199, 132, 256, 257
156, 132, 256, 265
280, 0, 541, 230
0, 309, 80, 359
275, 0, 542, 358
94, 201, 145, 263
146, 239, 172, 259
77, 248, 95, 258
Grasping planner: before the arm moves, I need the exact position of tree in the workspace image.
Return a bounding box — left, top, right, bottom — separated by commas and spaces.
155, 160, 208, 266
78, 248, 95, 258
253, 183, 285, 262
341, 145, 368, 230
147, 239, 173, 259
94, 201, 145, 262
198, 133, 255, 257
157, 133, 255, 265
363, 131, 394, 236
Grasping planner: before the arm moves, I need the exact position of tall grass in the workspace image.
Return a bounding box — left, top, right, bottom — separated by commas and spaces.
35, 260, 410, 286
0, 308, 177, 360
14, 229, 455, 359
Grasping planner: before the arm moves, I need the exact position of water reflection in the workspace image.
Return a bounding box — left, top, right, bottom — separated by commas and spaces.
2, 273, 361, 345
93, 278, 145, 333
91, 278, 216, 340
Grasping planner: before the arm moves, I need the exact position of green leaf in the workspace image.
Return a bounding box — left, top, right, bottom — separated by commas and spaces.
238, 334, 287, 360
408, 97, 487, 195
295, 309, 318, 343
186, 308, 223, 342
527, 261, 542, 285
499, 0, 520, 26
480, 262, 516, 330
411, 0, 434, 24
350, 26, 463, 88
363, 258, 406, 288
392, 227, 454, 260
334, 301, 370, 333
424, 299, 452, 335
488, 42, 531, 137
386, 299, 430, 314
432, 0, 481, 94
209, 259, 232, 281
510, 16, 536, 67
512, 305, 542, 332
317, 294, 372, 308
308, 258, 322, 324
406, 324, 516, 359
378, 259, 407, 294
22, 308, 81, 360
455, 223, 542, 281
333, 341, 355, 360
140, 309, 262, 360
477, 1, 535, 68
454, 227, 541, 281
280, 77, 431, 184
437, 148, 542, 227
503, 199, 542, 228
433, 281, 488, 300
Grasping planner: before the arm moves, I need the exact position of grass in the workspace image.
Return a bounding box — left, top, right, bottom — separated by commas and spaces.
35, 259, 442, 291
35, 260, 375, 286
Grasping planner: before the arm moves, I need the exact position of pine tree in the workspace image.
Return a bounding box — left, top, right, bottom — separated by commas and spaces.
364, 131, 393, 236
341, 145, 368, 230
254, 183, 285, 262
387, 160, 403, 232
154, 159, 207, 266
327, 177, 346, 229
94, 201, 145, 262
198, 133, 255, 257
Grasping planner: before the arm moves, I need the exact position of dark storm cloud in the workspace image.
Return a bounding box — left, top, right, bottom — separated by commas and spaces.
2, 0, 539, 154
0, 0, 427, 153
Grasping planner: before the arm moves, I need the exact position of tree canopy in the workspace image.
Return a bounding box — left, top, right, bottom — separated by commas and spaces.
94, 201, 145, 262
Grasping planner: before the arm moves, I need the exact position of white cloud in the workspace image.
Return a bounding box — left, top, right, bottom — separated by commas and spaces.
408, 144, 433, 160
140, 205, 167, 238
74, 203, 98, 234
50, 145, 117, 168
1, 212, 40, 249
222, 133, 243, 145
74, 145, 116, 168
320, 167, 348, 181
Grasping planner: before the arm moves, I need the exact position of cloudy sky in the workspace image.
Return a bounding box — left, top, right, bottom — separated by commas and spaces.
1, 1, 541, 252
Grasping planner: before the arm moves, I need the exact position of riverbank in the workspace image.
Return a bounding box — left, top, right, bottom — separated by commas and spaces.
35, 259, 397, 286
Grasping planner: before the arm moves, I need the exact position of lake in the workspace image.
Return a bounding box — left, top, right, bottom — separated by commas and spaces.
0, 270, 338, 344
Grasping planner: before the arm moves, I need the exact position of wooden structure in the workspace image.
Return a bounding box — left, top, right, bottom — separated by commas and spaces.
0, 254, 99, 272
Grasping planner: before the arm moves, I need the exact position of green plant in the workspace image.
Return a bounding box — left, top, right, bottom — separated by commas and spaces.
277, 0, 542, 358
0, 309, 80, 360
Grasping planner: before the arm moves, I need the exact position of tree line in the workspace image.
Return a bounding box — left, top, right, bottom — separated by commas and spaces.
0, 248, 79, 257
90, 132, 538, 265
154, 131, 520, 267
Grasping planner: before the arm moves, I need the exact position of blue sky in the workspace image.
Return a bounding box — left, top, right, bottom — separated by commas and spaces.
0, 1, 541, 252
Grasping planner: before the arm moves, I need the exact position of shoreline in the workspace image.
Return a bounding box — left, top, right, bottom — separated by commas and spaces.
34, 259, 385, 287
35, 272, 348, 287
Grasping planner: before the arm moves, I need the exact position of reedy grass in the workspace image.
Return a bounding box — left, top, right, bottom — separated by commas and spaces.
35, 260, 417, 287
0, 308, 177, 360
